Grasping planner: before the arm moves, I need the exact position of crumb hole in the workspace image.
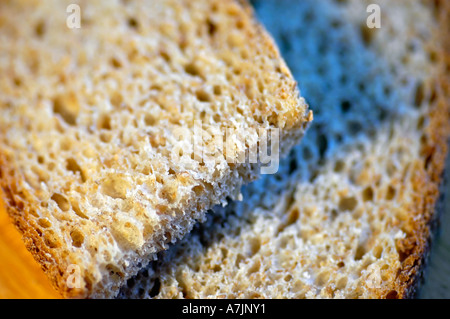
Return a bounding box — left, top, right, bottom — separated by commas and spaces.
38, 218, 52, 228
414, 82, 424, 108
47, 162, 56, 171
127, 17, 139, 29
213, 85, 222, 95
99, 114, 112, 130
309, 169, 319, 183
428, 49, 438, 63
160, 51, 170, 63
13, 77, 22, 87
70, 229, 84, 248
354, 244, 366, 260
373, 245, 383, 259
100, 132, 112, 143
235, 253, 245, 267
236, 19, 244, 29
289, 157, 298, 174
362, 186, 374, 201
348, 121, 363, 135
144, 114, 156, 126
51, 193, 70, 212
185, 62, 201, 78
196, 89, 211, 102
316, 271, 329, 286
386, 185, 396, 200
110, 57, 122, 68
126, 277, 135, 289
338, 196, 358, 212
331, 208, 338, 220
240, 49, 249, 59
429, 86, 438, 104
249, 237, 261, 256
52, 94, 78, 126
193, 185, 204, 196
360, 23, 375, 45
60, 138, 72, 151
424, 153, 433, 170
43, 230, 60, 248
35, 20, 46, 37
334, 159, 345, 172
66, 158, 86, 182
110, 92, 123, 108
211, 3, 219, 12
212, 113, 220, 122
71, 201, 88, 219
106, 264, 124, 280
149, 278, 161, 298
247, 260, 261, 275
417, 115, 425, 130
341, 100, 351, 113
317, 134, 328, 159
206, 18, 217, 36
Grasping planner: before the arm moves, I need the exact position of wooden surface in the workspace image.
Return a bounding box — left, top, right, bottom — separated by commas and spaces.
0, 197, 60, 299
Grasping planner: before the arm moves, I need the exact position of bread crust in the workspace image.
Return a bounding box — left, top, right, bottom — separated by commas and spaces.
392, 2, 450, 298
394, 86, 450, 298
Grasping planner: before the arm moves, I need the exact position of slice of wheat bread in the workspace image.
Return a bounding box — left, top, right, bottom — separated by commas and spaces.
0, 0, 311, 298
119, 0, 450, 299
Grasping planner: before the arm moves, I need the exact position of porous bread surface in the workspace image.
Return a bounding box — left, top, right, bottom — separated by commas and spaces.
119, 0, 450, 299
0, 0, 310, 298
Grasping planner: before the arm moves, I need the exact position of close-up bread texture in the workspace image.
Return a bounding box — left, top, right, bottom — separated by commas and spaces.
119, 0, 450, 299
0, 0, 311, 298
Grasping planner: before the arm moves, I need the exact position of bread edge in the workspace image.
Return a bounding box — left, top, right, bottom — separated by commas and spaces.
388, 2, 450, 298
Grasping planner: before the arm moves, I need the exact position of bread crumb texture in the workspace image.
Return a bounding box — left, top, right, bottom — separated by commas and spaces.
119, 0, 450, 299
0, 0, 310, 298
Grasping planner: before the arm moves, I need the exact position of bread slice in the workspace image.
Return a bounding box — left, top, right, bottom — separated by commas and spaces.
119, 0, 450, 299
0, 0, 311, 298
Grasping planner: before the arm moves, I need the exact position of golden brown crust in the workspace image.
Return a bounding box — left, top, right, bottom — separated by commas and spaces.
391, 1, 450, 299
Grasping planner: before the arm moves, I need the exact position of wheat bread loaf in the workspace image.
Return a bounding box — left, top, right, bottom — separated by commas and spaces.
119, 0, 450, 299
0, 0, 311, 298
